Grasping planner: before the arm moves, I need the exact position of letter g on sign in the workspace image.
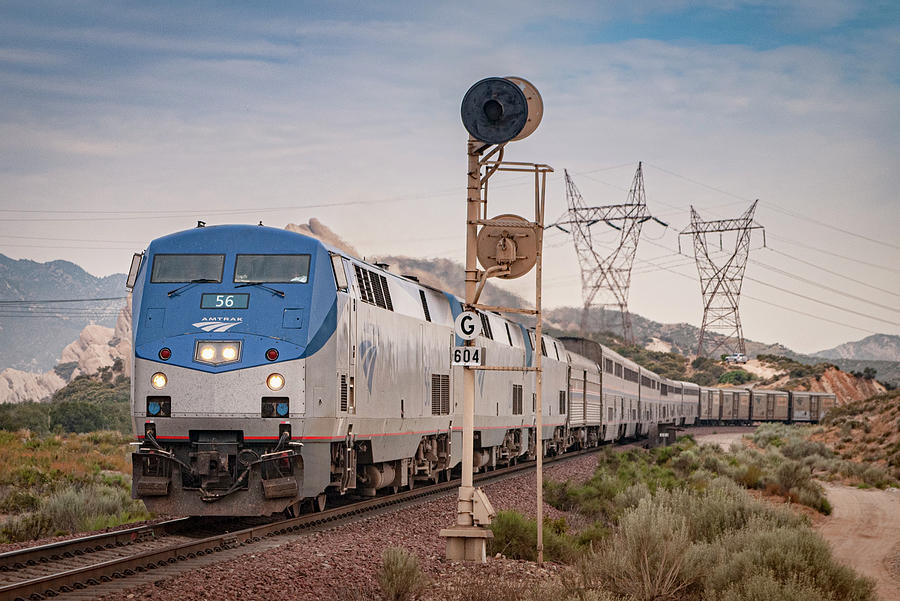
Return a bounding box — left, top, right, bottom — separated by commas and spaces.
454, 311, 482, 341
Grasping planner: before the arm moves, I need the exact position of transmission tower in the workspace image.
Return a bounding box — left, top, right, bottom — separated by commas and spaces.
679, 200, 765, 357
552, 163, 664, 344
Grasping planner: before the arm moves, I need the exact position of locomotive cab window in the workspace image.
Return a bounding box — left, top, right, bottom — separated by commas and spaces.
151, 254, 224, 283
331, 254, 348, 291
234, 254, 310, 283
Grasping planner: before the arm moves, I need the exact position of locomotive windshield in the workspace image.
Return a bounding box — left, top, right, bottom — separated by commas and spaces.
151, 254, 224, 283
234, 254, 310, 283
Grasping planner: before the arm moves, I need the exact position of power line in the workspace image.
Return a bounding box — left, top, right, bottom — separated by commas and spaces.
0, 296, 127, 304
764, 248, 900, 298
750, 259, 900, 313
633, 254, 879, 335
645, 162, 900, 251
767, 234, 900, 274
743, 276, 900, 328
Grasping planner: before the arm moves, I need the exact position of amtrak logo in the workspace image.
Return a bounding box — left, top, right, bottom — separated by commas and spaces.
193, 317, 242, 333
359, 340, 378, 394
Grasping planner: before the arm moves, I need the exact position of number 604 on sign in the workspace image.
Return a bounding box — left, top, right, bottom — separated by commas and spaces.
451, 346, 485, 366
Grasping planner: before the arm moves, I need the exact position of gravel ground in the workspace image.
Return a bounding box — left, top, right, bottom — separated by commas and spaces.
96, 454, 600, 601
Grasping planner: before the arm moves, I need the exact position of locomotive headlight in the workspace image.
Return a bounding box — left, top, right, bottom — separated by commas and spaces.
151, 372, 168, 390
194, 341, 242, 365
267, 373, 285, 391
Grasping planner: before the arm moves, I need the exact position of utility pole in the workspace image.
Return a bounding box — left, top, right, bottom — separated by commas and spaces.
551, 163, 664, 343
679, 200, 765, 357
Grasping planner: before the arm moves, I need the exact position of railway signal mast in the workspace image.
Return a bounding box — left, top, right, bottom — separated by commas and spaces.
552, 164, 664, 343
679, 200, 765, 357
440, 77, 551, 563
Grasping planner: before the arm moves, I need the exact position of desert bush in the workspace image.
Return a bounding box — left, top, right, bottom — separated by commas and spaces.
0, 488, 41, 513
774, 459, 812, 493
861, 464, 891, 488
488, 510, 578, 563
702, 523, 876, 600
657, 479, 804, 543
781, 439, 832, 460
377, 547, 427, 601
591, 498, 708, 601
0, 482, 150, 542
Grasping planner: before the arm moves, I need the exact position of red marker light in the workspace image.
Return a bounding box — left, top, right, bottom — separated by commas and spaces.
266, 348, 279, 361
159, 348, 172, 360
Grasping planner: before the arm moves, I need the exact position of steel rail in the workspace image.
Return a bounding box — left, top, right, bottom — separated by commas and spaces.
0, 517, 192, 571
0, 445, 604, 601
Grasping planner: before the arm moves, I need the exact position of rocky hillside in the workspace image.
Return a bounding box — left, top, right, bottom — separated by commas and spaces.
0, 254, 126, 372
0, 298, 131, 404
813, 334, 900, 362
811, 389, 900, 481
542, 306, 796, 359
752, 354, 885, 403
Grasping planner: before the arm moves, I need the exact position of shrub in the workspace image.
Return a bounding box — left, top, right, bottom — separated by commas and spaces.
377, 547, 427, 601
591, 498, 707, 601
488, 510, 578, 563
656, 479, 804, 543
703, 524, 876, 600
774, 460, 811, 494
0, 482, 150, 543
781, 439, 832, 460
861, 465, 891, 489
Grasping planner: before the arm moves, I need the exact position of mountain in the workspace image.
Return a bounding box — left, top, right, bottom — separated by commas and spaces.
812, 334, 900, 362
0, 254, 126, 372
540, 305, 795, 360
0, 298, 131, 404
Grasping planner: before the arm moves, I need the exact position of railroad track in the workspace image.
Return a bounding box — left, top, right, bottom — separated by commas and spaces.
0, 445, 606, 601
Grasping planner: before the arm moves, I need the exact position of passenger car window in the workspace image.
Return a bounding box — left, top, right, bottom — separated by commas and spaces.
151, 254, 224, 283
234, 254, 311, 283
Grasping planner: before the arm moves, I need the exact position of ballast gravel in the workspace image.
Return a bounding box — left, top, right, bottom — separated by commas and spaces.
97, 453, 600, 601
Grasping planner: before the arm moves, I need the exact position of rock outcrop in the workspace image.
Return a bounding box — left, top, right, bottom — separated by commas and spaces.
0, 297, 132, 404
0, 368, 67, 404
803, 367, 885, 404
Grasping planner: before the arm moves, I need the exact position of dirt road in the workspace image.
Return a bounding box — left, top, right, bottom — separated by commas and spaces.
817, 483, 900, 600
693, 427, 754, 450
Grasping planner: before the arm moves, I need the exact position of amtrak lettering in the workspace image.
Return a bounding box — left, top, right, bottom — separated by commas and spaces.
193, 317, 243, 333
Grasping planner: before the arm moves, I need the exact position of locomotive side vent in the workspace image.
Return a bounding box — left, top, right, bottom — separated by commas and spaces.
419, 290, 431, 322
379, 274, 393, 311
354, 266, 395, 312
355, 265, 373, 304
431, 374, 449, 415
512, 384, 523, 415
340, 375, 348, 412
479, 312, 493, 340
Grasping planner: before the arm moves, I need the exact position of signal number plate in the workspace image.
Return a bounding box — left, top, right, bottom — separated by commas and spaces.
452, 346, 484, 367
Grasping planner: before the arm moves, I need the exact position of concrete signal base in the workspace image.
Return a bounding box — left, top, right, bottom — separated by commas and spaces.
440, 525, 493, 562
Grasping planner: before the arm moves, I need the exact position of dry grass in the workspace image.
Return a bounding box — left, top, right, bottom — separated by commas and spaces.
0, 430, 145, 543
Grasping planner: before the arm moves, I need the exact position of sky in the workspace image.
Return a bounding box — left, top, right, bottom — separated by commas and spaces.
0, 0, 898, 354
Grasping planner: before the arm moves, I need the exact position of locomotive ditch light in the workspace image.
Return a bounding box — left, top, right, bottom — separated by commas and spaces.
267, 373, 285, 391
151, 372, 168, 390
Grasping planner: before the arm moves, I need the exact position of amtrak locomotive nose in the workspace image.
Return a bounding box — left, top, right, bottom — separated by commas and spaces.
128, 225, 339, 515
